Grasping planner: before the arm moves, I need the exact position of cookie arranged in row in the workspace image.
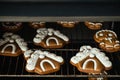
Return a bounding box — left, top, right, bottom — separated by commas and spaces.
94, 30, 120, 52
33, 28, 69, 48
23, 45, 112, 78
0, 33, 28, 56
70, 45, 112, 80
24, 50, 64, 75
0, 21, 103, 31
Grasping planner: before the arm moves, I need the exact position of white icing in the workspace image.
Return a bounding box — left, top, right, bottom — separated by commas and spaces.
114, 44, 120, 47
34, 28, 69, 46
25, 50, 64, 71
15, 39, 28, 51
89, 54, 95, 58
54, 31, 69, 42
40, 59, 56, 72
105, 37, 112, 43
82, 59, 97, 70
80, 45, 92, 53
39, 54, 45, 59
24, 50, 33, 58
95, 30, 117, 39
108, 33, 113, 37
24, 50, 63, 71
3, 32, 13, 38
11, 35, 20, 39
97, 77, 104, 80
88, 22, 95, 25
46, 53, 63, 63
99, 33, 103, 36
0, 38, 9, 46
1, 33, 28, 52
46, 37, 59, 46
100, 42, 105, 45
9, 40, 14, 43
33, 37, 42, 43
1, 44, 16, 54
96, 23, 102, 26
70, 45, 112, 69
26, 58, 38, 70
116, 40, 120, 43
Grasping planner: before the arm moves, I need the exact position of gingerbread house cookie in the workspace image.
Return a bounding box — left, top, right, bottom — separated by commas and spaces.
24, 50, 64, 74
85, 21, 102, 30
0, 33, 28, 56
70, 45, 112, 74
33, 28, 69, 48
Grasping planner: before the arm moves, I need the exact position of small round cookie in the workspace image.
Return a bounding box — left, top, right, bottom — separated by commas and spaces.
94, 30, 117, 43
85, 21, 102, 30
0, 32, 28, 57
24, 49, 64, 75
29, 22, 45, 29
33, 28, 69, 49
1, 22, 22, 32
70, 45, 112, 74
57, 21, 78, 28
99, 38, 120, 53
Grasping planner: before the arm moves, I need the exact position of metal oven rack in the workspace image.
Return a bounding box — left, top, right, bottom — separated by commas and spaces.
0, 22, 120, 80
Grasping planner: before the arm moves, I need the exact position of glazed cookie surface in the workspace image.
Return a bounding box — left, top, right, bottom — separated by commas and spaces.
1, 22, 22, 32
24, 50, 64, 74
33, 28, 69, 48
94, 30, 117, 43
0, 33, 28, 56
70, 45, 112, 74
85, 21, 102, 30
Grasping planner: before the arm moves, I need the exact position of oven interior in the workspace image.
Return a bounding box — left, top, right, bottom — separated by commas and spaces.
0, 21, 120, 80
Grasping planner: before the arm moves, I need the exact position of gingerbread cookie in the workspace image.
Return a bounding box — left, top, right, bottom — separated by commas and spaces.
99, 38, 120, 52
88, 71, 108, 80
70, 45, 112, 74
24, 50, 64, 74
0, 33, 28, 56
1, 22, 22, 32
57, 21, 78, 28
85, 21, 102, 30
33, 28, 69, 48
94, 30, 117, 43
29, 22, 45, 29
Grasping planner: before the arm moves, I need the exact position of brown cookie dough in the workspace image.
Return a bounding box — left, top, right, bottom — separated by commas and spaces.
24, 50, 64, 74
70, 46, 112, 74
57, 21, 78, 28
0, 33, 28, 57
33, 28, 69, 48
99, 38, 120, 53
1, 22, 22, 32
94, 30, 117, 43
85, 21, 102, 30
29, 22, 45, 29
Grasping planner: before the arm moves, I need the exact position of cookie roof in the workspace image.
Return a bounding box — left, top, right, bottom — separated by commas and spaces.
24, 50, 64, 70
0, 32, 28, 52
71, 45, 112, 68
33, 28, 69, 43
